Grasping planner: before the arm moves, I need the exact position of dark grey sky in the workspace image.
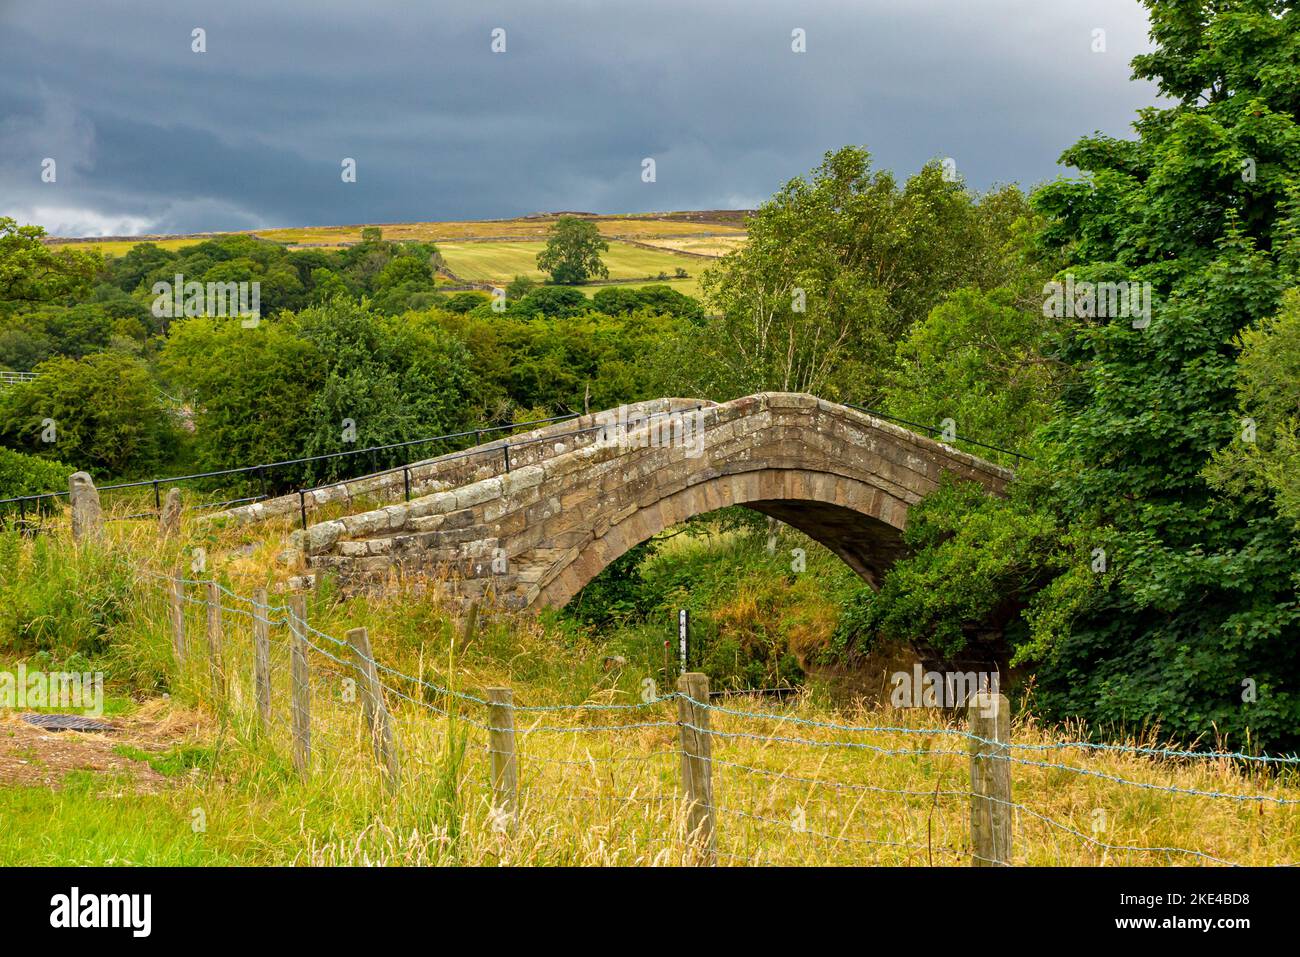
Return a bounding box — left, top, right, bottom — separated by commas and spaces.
0, 0, 1159, 237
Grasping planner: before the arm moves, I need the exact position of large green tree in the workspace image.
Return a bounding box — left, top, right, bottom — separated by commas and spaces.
536, 217, 610, 285
865, 0, 1300, 750
681, 147, 1035, 403
161, 299, 478, 487
1207, 288, 1300, 534
0, 353, 175, 477
0, 218, 101, 310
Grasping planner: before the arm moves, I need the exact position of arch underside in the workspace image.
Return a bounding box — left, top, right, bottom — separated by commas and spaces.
535, 466, 912, 609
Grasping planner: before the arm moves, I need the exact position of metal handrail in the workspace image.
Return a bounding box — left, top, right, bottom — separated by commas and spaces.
0, 412, 584, 508
846, 404, 1033, 462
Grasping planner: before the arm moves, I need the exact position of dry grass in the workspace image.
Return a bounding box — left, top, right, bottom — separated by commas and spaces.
256, 216, 745, 246
632, 236, 749, 257
3, 514, 1298, 866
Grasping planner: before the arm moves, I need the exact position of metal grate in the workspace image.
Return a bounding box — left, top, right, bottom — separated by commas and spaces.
20, 713, 115, 732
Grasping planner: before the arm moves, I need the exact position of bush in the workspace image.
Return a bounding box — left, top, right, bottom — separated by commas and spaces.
0, 353, 176, 477
0, 446, 70, 499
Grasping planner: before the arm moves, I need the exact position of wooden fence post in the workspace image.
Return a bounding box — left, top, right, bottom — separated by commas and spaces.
253, 586, 272, 732
346, 626, 400, 792
204, 581, 224, 700
169, 569, 186, 667
676, 672, 716, 864
969, 691, 1012, 866
486, 687, 517, 831
289, 594, 311, 777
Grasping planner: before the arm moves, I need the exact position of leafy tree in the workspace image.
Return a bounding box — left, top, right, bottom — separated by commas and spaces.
441, 291, 490, 314
508, 286, 588, 319
160, 317, 323, 482
0, 219, 102, 308
505, 275, 537, 301
594, 284, 705, 324
374, 254, 433, 291
1207, 287, 1300, 535
536, 216, 609, 284
866, 1, 1300, 750
310, 268, 352, 303
0, 353, 174, 476
681, 147, 1034, 402
883, 283, 1061, 459
161, 300, 478, 487
433, 308, 676, 417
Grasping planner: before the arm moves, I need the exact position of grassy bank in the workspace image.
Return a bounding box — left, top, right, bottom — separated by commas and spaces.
1, 516, 1297, 866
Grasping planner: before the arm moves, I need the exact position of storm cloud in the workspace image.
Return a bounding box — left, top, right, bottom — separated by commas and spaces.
0, 0, 1160, 236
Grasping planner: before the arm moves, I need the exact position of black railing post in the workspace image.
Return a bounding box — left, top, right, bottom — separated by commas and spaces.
153, 480, 161, 513
403, 467, 411, 502
299, 490, 307, 530
503, 444, 511, 473
18, 498, 26, 537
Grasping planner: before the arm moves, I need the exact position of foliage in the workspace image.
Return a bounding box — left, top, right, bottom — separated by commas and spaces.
591, 284, 705, 323
0, 353, 175, 476
867, 1, 1300, 750
882, 255, 1062, 459
433, 308, 676, 419
160, 299, 479, 487
0, 218, 101, 308
837, 475, 1070, 659
678, 146, 1034, 402
0, 446, 71, 500
535, 216, 610, 284
1206, 287, 1300, 534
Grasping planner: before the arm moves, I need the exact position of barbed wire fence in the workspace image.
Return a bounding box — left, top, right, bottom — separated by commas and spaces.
125, 563, 1300, 867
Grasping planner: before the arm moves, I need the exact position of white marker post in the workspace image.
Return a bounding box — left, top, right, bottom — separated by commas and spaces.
678, 608, 689, 676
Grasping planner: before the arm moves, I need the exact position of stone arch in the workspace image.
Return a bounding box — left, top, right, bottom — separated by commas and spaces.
534, 466, 911, 608
299, 393, 1014, 609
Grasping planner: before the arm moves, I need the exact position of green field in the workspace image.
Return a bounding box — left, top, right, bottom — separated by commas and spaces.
52, 238, 206, 257
440, 239, 704, 283
580, 277, 703, 299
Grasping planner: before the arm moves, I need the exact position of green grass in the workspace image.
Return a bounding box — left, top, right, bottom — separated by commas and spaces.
580, 278, 703, 299
0, 772, 233, 865
51, 238, 206, 257
2, 520, 1298, 866
113, 743, 215, 777
439, 240, 703, 284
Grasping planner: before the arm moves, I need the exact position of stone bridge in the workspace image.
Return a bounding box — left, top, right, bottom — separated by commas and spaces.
271, 393, 1013, 609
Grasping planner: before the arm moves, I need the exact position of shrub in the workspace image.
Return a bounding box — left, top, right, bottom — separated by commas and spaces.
0, 446, 70, 499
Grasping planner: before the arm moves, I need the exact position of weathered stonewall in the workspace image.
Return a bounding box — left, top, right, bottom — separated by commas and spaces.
68, 471, 102, 542
290, 393, 1014, 611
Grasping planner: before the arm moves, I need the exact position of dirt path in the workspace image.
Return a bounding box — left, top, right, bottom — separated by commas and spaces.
0, 700, 204, 792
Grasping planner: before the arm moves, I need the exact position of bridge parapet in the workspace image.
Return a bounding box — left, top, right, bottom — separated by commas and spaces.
291, 393, 1012, 610
218, 397, 710, 526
